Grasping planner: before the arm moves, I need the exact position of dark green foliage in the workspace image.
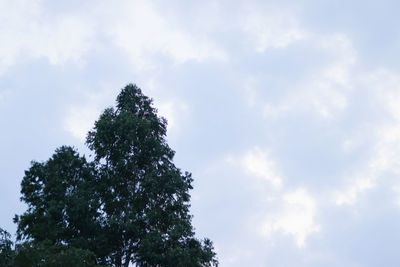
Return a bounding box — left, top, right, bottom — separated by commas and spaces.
0, 227, 100, 267
0, 228, 14, 266
12, 241, 98, 267
14, 146, 106, 262
14, 84, 217, 266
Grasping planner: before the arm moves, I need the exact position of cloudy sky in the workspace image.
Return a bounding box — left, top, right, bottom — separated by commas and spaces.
2, 0, 400, 266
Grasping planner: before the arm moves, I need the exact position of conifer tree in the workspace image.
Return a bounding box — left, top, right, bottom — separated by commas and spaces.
15, 84, 217, 267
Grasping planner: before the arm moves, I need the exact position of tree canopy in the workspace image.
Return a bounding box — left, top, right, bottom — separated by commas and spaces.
10, 84, 217, 266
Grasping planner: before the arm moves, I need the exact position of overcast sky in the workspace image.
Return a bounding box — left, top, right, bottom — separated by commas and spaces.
2, 0, 400, 266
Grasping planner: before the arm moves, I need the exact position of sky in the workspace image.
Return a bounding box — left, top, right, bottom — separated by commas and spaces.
1, 0, 400, 266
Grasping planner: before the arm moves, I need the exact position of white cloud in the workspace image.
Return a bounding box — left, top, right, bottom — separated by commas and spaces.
244, 33, 356, 120
28, 15, 94, 65
142, 78, 191, 136
156, 100, 189, 134
295, 34, 355, 119
242, 7, 307, 52
64, 105, 100, 141
0, 0, 94, 75
262, 188, 320, 247
370, 70, 400, 122
305, 34, 355, 118
100, 0, 227, 70
242, 147, 283, 188
334, 176, 375, 205
334, 128, 397, 206
63, 86, 117, 141
334, 69, 400, 206
0, 0, 40, 74
0, 0, 227, 75
228, 147, 320, 247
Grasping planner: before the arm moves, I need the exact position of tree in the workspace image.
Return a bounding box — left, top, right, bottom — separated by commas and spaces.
15, 84, 217, 266
0, 227, 14, 266
12, 241, 98, 267
0, 226, 99, 267
14, 146, 108, 263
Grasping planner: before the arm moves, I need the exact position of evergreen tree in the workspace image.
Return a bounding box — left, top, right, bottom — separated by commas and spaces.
15, 84, 217, 266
